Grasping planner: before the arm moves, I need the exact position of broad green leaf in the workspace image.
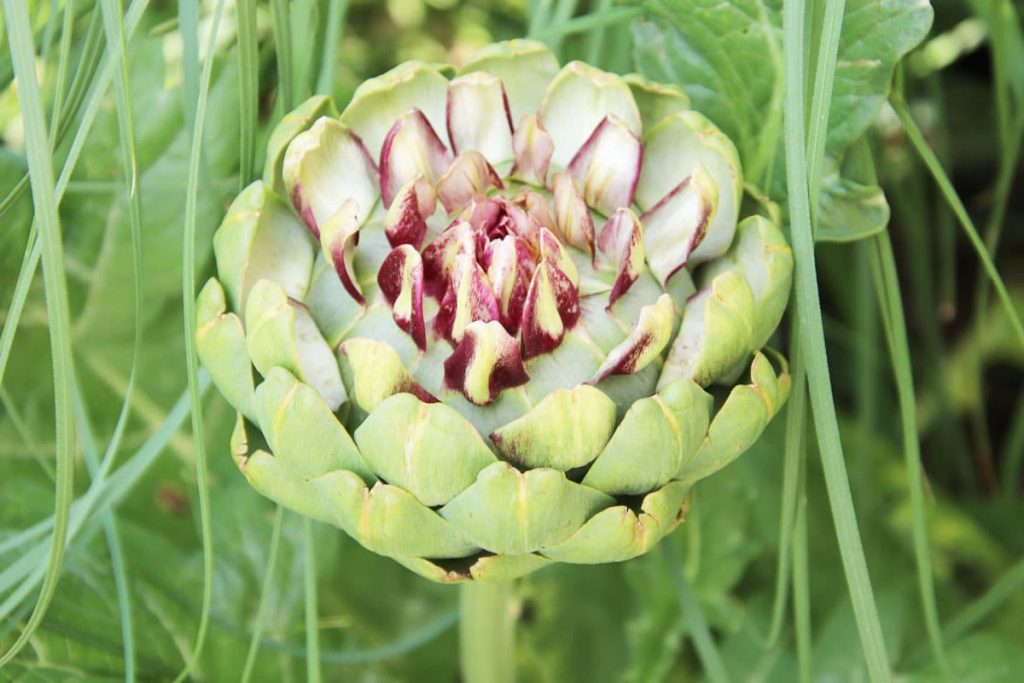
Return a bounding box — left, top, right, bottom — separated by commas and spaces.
633, 0, 933, 176
816, 172, 891, 242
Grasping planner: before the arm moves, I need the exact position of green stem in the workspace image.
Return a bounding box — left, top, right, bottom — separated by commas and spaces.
459, 581, 516, 683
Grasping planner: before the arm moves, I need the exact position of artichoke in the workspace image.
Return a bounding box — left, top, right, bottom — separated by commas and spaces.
197, 40, 793, 583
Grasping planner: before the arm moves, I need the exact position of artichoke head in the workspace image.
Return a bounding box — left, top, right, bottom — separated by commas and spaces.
197, 41, 794, 583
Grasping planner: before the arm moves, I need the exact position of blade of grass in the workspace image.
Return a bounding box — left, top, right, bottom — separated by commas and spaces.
869, 230, 951, 675
583, 0, 613, 66
315, 0, 348, 96
763, 319, 807, 647
289, 0, 317, 104
236, 0, 258, 186
0, 378, 207, 593
0, 387, 55, 480
531, 6, 642, 43
886, 141, 974, 487
527, 0, 554, 39
665, 541, 730, 683
39, 0, 61, 62
792, 462, 811, 683
95, 0, 145, 676
0, 236, 41, 390
49, 0, 76, 132
175, 0, 226, 677
0, 3, 106, 223
178, 0, 199, 136
925, 77, 957, 321
783, 0, 893, 678
261, 607, 460, 663
72, 379, 136, 683
1000, 389, 1024, 496
271, 0, 294, 110
240, 505, 285, 683
805, 0, 845, 220
304, 517, 322, 683
943, 556, 1024, 644
890, 96, 1024, 352
0, 0, 76, 667
1, 0, 151, 392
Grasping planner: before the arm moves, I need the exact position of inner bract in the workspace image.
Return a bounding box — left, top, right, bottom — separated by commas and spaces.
272, 59, 734, 433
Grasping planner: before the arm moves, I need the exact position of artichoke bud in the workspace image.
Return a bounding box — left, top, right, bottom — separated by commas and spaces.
198, 41, 795, 582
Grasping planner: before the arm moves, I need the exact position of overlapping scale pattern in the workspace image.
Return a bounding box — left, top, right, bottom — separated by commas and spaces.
197, 40, 794, 582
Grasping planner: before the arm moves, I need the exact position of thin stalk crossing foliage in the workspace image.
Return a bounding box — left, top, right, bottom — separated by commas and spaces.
782, 0, 893, 679
176, 0, 227, 679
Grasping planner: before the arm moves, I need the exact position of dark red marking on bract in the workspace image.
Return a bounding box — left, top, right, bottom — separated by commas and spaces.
547, 265, 580, 328
598, 208, 644, 308
509, 114, 554, 186
504, 241, 535, 334
639, 174, 711, 286
377, 246, 427, 350
422, 221, 477, 299
443, 325, 529, 406
385, 184, 430, 249
520, 265, 564, 360
291, 183, 320, 238
434, 255, 500, 343
379, 109, 451, 208
514, 190, 555, 233
401, 381, 439, 404
593, 332, 654, 383
567, 116, 643, 213
470, 196, 535, 245
328, 239, 365, 305
607, 266, 637, 309
437, 151, 504, 214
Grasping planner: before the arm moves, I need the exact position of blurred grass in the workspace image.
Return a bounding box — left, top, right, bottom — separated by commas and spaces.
1, 0, 1023, 681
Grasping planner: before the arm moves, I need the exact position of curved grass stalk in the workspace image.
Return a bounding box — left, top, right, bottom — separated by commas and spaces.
240, 505, 285, 683
0, 380, 206, 622
890, 98, 1024, 353
782, 0, 893, 679
271, 0, 293, 110
0, 0, 77, 667
763, 318, 806, 647
1, 0, 151, 398
72, 379, 137, 683
870, 231, 951, 675
665, 541, 729, 683
315, 0, 348, 95
258, 607, 460, 664
805, 0, 846, 223
236, 0, 259, 186
792, 466, 811, 683
94, 0, 145, 676
304, 518, 322, 683
174, 0, 227, 679
531, 6, 643, 43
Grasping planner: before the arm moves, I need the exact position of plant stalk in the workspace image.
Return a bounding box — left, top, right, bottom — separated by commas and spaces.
460, 581, 516, 683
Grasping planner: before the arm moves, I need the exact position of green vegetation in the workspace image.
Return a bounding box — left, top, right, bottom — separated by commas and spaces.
1, 1, 1022, 680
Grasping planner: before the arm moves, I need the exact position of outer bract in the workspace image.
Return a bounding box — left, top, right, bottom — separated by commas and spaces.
197, 41, 794, 583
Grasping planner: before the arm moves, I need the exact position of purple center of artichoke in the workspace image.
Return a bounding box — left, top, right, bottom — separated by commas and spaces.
282, 66, 723, 407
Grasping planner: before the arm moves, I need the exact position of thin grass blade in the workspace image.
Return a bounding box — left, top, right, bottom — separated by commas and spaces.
0, 0, 76, 666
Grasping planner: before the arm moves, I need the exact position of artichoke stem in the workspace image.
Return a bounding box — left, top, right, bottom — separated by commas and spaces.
459, 580, 516, 683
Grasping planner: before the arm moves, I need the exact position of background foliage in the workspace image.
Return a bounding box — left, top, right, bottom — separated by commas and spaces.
1, 0, 1023, 680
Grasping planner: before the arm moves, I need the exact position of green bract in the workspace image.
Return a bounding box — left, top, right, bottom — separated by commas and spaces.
197, 41, 794, 583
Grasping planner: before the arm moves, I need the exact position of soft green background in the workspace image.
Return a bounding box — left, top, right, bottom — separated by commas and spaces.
1, 0, 1023, 680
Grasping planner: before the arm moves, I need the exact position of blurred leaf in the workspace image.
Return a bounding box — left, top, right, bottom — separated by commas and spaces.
0, 148, 32, 293
908, 634, 1024, 683
633, 0, 933, 177
816, 173, 890, 242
